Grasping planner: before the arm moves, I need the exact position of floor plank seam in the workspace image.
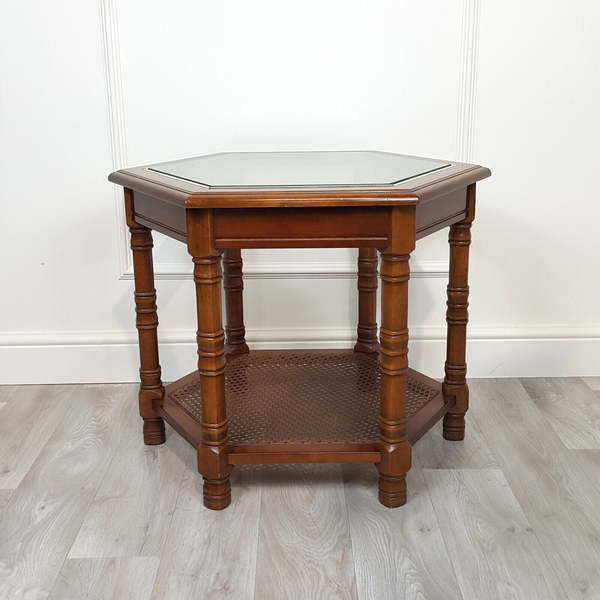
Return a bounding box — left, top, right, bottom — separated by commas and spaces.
569, 450, 600, 496
469, 381, 587, 599
338, 464, 361, 600
58, 386, 138, 567
518, 386, 571, 452
46, 552, 76, 599
68, 408, 140, 559
496, 448, 574, 600
148, 443, 197, 600
251, 472, 266, 600
519, 378, 600, 450
523, 518, 571, 600
138, 432, 191, 560
6, 385, 139, 598
420, 466, 468, 600
0, 384, 82, 491
5, 379, 600, 599
468, 410, 569, 598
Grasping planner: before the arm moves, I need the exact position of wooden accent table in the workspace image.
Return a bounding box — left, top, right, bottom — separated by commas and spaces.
109, 151, 491, 510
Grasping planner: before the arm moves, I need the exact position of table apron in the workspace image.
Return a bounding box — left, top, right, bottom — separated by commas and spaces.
130, 187, 468, 248
212, 206, 391, 249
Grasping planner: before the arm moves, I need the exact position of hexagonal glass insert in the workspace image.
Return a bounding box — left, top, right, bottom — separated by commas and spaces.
146, 151, 451, 188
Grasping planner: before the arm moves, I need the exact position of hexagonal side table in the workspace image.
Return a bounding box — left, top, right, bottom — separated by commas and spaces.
109, 151, 491, 510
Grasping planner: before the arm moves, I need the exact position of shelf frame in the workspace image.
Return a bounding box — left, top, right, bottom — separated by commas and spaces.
155, 350, 453, 466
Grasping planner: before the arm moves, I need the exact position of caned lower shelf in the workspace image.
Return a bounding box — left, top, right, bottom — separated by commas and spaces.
155, 349, 453, 465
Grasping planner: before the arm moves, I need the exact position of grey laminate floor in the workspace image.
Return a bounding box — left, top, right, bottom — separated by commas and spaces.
1, 378, 600, 600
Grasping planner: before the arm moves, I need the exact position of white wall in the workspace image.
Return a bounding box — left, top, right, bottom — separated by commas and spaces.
1, 0, 598, 384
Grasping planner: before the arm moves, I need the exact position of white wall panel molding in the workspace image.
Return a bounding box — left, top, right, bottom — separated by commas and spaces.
456, 0, 481, 163
120, 260, 449, 281
2, 325, 599, 384
99, 0, 132, 277
103, 1, 462, 282
4, 1, 598, 384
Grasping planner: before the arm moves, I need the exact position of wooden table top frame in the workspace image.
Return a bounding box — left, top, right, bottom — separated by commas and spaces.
110, 154, 491, 510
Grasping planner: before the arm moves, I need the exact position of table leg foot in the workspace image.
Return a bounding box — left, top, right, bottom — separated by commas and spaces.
142, 417, 166, 445
203, 476, 232, 510
378, 473, 407, 508
443, 412, 466, 441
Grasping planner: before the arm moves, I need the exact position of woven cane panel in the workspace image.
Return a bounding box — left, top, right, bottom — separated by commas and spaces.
169, 352, 439, 445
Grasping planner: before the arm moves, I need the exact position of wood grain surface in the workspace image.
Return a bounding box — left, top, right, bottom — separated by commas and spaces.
0, 489, 14, 513
342, 457, 462, 600
424, 468, 565, 600
2, 379, 600, 599
149, 458, 261, 600
470, 379, 600, 600
47, 558, 160, 600
415, 419, 498, 469
69, 420, 190, 558
520, 377, 600, 449
571, 450, 600, 494
0, 386, 18, 403
582, 377, 600, 391
255, 464, 358, 600
0, 385, 79, 488
0, 385, 135, 600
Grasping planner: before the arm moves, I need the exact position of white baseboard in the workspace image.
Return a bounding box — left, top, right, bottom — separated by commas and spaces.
1, 325, 599, 384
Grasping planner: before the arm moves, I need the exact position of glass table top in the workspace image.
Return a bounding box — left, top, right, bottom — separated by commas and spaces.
146, 151, 452, 189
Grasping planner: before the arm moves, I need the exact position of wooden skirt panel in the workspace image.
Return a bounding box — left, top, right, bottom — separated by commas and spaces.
130, 188, 469, 247
212, 206, 392, 248
132, 191, 187, 242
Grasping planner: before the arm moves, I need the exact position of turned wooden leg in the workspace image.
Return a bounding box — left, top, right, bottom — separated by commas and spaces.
354, 247, 379, 354
193, 252, 232, 509
188, 210, 232, 510
125, 189, 165, 446
223, 249, 250, 356
443, 184, 476, 441
376, 250, 412, 507
375, 207, 415, 507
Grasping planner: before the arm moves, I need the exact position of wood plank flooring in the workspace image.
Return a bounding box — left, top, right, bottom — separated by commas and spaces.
519, 378, 600, 449
0, 377, 599, 599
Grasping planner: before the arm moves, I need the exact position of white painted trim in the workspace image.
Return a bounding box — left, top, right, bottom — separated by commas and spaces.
2, 325, 599, 384
101, 2, 462, 282
456, 0, 481, 163
3, 325, 599, 348
99, 0, 132, 277
120, 260, 449, 280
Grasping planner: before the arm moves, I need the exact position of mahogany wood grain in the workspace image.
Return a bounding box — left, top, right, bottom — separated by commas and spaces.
213, 206, 390, 249
223, 249, 249, 356
375, 206, 416, 508
186, 209, 232, 510
154, 392, 445, 467
153, 395, 201, 448
130, 194, 470, 247
158, 356, 446, 466
108, 159, 490, 209
229, 444, 380, 465
415, 187, 467, 239
443, 184, 475, 441
111, 154, 491, 511
127, 175, 475, 247
354, 248, 379, 354
131, 191, 186, 243
125, 189, 166, 445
